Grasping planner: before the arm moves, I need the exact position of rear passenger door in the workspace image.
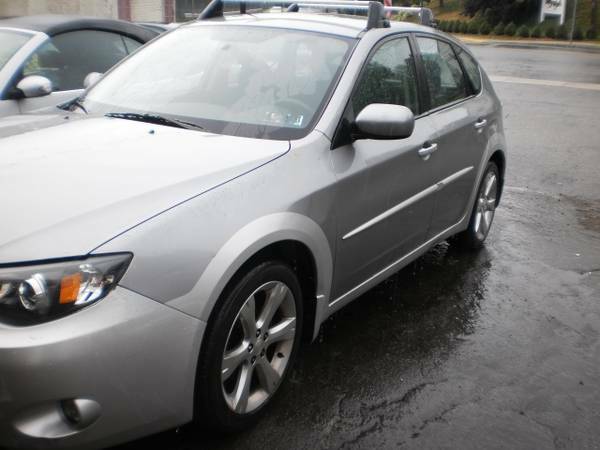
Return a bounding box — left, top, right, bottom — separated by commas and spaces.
414, 36, 486, 237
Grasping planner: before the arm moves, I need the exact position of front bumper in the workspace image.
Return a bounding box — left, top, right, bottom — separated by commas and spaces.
0, 286, 205, 449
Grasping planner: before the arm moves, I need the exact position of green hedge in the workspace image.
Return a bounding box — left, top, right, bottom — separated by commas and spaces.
517, 25, 530, 38
557, 24, 568, 39
468, 20, 480, 34
493, 22, 505, 35
479, 22, 492, 35
531, 25, 542, 38
545, 26, 556, 39
504, 22, 517, 36
572, 27, 584, 41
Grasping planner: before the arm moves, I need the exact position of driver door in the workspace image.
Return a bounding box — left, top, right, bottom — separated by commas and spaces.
330, 35, 439, 299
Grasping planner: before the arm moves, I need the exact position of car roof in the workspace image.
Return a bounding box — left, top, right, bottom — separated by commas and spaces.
0, 14, 158, 42
185, 12, 436, 38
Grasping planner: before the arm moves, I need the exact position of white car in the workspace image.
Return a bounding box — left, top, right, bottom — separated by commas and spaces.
0, 14, 156, 117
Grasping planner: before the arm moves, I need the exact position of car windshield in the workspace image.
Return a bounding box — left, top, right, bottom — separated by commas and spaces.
0, 29, 33, 71
83, 25, 354, 140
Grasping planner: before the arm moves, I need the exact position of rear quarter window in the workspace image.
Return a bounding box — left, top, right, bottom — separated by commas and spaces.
455, 46, 482, 94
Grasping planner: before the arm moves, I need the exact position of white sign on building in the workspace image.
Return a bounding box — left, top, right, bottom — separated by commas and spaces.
540, 0, 566, 25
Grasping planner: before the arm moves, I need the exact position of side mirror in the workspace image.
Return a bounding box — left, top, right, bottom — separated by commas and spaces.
16, 75, 53, 98
354, 104, 415, 140
83, 72, 103, 89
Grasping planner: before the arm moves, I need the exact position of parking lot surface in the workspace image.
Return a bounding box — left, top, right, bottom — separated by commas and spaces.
118, 45, 600, 450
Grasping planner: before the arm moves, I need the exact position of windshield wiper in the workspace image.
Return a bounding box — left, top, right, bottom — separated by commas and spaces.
104, 112, 204, 130
58, 96, 87, 114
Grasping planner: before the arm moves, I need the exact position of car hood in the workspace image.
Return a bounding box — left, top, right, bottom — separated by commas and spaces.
0, 116, 289, 264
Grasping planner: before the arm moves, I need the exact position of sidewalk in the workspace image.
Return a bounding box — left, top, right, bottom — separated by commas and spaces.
452, 34, 600, 52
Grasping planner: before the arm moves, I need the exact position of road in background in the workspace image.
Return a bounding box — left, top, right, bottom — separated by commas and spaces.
118, 45, 600, 450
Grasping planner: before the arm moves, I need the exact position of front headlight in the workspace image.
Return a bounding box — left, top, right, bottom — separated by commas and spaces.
0, 253, 131, 326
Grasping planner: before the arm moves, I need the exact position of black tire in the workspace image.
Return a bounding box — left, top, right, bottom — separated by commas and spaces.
455, 161, 500, 250
194, 261, 303, 432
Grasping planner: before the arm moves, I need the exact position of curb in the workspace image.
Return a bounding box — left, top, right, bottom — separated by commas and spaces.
452, 36, 600, 53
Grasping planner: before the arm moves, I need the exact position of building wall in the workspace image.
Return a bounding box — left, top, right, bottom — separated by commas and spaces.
0, 0, 120, 18
131, 0, 164, 21
0, 0, 172, 22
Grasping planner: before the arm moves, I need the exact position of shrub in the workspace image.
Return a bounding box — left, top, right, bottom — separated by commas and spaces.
530, 25, 542, 38
460, 21, 469, 33
468, 20, 480, 34
545, 25, 556, 39
479, 22, 492, 35
557, 24, 568, 39
483, 8, 497, 26
586, 28, 598, 40
504, 22, 517, 36
572, 27, 584, 41
453, 20, 461, 33
517, 25, 530, 38
493, 22, 505, 35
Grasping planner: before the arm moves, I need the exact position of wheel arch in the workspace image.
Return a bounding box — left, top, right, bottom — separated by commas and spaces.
489, 149, 506, 205
187, 212, 333, 342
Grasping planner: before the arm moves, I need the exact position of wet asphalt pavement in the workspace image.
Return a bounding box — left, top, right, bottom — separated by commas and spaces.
118, 45, 600, 449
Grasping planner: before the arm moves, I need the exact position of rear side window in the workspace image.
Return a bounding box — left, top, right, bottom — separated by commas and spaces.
455, 46, 482, 94
21, 30, 137, 91
416, 37, 467, 110
352, 37, 419, 116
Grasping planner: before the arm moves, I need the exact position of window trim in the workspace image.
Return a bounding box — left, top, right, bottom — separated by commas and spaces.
412, 32, 479, 117
331, 32, 424, 150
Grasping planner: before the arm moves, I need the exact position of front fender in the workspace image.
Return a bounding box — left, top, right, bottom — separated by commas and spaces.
167, 212, 333, 328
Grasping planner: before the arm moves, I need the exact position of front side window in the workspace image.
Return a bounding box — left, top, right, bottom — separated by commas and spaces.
352, 37, 419, 116
83, 25, 354, 140
416, 37, 467, 110
21, 30, 134, 91
0, 29, 32, 71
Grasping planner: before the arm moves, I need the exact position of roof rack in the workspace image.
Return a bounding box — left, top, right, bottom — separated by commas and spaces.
197, 0, 435, 29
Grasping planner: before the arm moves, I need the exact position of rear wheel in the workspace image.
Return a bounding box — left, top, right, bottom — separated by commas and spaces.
455, 161, 499, 250
195, 261, 303, 432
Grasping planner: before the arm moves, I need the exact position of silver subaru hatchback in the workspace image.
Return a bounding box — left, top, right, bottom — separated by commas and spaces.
0, 1, 506, 448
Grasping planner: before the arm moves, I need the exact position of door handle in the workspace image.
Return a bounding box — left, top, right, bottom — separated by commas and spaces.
474, 118, 488, 130
418, 142, 438, 160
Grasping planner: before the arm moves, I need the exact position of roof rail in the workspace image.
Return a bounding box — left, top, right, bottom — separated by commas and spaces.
197, 0, 434, 29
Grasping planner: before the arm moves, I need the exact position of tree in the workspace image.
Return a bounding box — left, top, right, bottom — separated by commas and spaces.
592, 0, 598, 36
463, 0, 538, 24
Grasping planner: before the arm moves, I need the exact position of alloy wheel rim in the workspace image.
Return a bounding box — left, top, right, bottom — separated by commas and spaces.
474, 171, 497, 240
221, 281, 297, 414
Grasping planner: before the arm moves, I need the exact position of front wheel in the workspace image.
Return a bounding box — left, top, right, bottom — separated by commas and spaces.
195, 261, 303, 432
455, 161, 499, 250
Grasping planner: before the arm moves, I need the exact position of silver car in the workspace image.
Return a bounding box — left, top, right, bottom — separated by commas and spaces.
0, 1, 506, 448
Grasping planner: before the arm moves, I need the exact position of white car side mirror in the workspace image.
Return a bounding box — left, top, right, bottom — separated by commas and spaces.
83, 72, 103, 89
16, 75, 53, 98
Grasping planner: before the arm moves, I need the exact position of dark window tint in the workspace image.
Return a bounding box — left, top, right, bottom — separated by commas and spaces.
22, 30, 135, 91
455, 46, 481, 93
416, 37, 467, 109
352, 37, 419, 116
